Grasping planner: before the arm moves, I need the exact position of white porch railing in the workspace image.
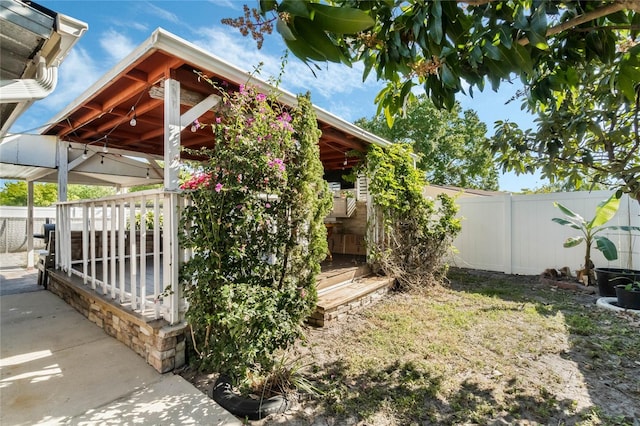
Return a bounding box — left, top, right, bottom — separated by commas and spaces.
55, 189, 186, 324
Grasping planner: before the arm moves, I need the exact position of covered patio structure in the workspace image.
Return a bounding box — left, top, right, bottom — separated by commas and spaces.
1, 28, 392, 372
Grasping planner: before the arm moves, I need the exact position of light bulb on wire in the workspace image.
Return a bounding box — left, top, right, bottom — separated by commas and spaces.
102, 141, 108, 153
146, 168, 150, 179
130, 114, 137, 127
82, 145, 88, 159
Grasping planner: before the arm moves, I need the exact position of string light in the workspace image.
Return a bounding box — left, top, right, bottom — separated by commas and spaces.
190, 123, 197, 132
343, 152, 348, 166
129, 106, 137, 127
100, 155, 104, 164
102, 140, 108, 153
146, 168, 150, 179
82, 145, 88, 159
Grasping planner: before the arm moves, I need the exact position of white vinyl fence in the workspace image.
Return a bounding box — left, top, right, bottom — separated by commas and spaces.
452, 191, 640, 275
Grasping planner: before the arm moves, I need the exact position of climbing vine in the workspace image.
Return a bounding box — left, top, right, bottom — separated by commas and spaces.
363, 143, 461, 290
179, 85, 331, 383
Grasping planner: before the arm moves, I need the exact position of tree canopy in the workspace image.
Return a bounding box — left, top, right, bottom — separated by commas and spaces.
355, 96, 498, 190
226, 0, 640, 201
0, 181, 115, 206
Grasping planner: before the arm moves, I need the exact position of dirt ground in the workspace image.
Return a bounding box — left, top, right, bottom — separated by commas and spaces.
181, 269, 640, 425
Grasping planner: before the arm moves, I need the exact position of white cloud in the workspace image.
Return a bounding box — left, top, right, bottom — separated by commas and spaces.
190, 27, 378, 107
144, 2, 180, 24
38, 47, 102, 111
207, 0, 241, 10
109, 18, 149, 32
99, 30, 137, 63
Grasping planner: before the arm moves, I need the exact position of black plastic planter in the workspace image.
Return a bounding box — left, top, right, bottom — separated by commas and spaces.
615, 285, 640, 310
209, 375, 289, 421
595, 268, 640, 297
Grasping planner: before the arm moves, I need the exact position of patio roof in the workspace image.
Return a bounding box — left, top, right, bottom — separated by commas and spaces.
41, 28, 391, 171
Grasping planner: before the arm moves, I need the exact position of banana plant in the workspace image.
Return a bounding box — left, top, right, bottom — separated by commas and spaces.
552, 193, 640, 285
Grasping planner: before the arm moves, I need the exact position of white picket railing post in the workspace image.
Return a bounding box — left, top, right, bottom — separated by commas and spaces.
90, 202, 96, 289
50, 189, 185, 321
110, 200, 117, 300
139, 195, 147, 314
153, 194, 161, 319
129, 198, 138, 310
81, 204, 88, 284
118, 200, 126, 303
102, 201, 108, 295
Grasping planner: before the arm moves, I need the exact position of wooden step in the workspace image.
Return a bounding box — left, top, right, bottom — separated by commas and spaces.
309, 275, 395, 327
316, 264, 371, 292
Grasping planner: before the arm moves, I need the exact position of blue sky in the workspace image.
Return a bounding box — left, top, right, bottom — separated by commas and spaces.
13, 0, 545, 191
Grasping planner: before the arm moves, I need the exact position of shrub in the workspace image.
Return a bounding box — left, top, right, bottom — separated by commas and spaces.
363, 143, 461, 290
179, 85, 331, 382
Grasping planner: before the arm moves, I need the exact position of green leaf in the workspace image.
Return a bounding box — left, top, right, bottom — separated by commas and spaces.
594, 236, 618, 261
530, 6, 547, 36
589, 193, 620, 228
309, 3, 374, 34
553, 202, 586, 225
276, 18, 296, 41
511, 43, 533, 74
618, 60, 640, 102
499, 27, 512, 49
294, 18, 343, 62
285, 37, 326, 62
552, 217, 582, 230
632, 11, 640, 38
440, 63, 457, 88
278, 0, 310, 18
259, 0, 277, 16
482, 42, 502, 61
384, 105, 395, 128
432, 0, 442, 18
563, 236, 584, 248
429, 13, 443, 44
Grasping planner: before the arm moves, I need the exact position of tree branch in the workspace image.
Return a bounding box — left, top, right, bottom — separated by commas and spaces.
518, 1, 630, 46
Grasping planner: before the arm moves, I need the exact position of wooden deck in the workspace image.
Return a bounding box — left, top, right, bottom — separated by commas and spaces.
55, 253, 393, 327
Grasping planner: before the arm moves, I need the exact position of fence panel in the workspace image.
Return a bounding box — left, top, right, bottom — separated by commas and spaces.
452, 191, 640, 275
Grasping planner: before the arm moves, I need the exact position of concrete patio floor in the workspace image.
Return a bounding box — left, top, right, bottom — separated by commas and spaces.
0, 254, 241, 425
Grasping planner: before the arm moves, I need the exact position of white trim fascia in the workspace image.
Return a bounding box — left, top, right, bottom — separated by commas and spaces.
43, 28, 394, 150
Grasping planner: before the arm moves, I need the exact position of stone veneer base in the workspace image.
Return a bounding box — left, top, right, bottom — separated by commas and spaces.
48, 270, 187, 373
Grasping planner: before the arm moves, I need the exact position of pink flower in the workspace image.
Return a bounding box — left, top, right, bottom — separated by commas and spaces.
256, 93, 266, 102
265, 203, 271, 209
215, 117, 222, 124
278, 112, 292, 123
215, 183, 223, 193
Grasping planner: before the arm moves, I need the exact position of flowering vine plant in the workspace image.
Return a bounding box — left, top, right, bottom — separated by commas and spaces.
179, 82, 331, 383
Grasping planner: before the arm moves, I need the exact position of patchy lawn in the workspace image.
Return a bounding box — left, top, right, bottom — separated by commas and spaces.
186, 268, 640, 425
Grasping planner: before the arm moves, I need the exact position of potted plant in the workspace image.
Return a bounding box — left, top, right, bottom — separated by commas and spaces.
615, 281, 640, 310
552, 193, 640, 295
